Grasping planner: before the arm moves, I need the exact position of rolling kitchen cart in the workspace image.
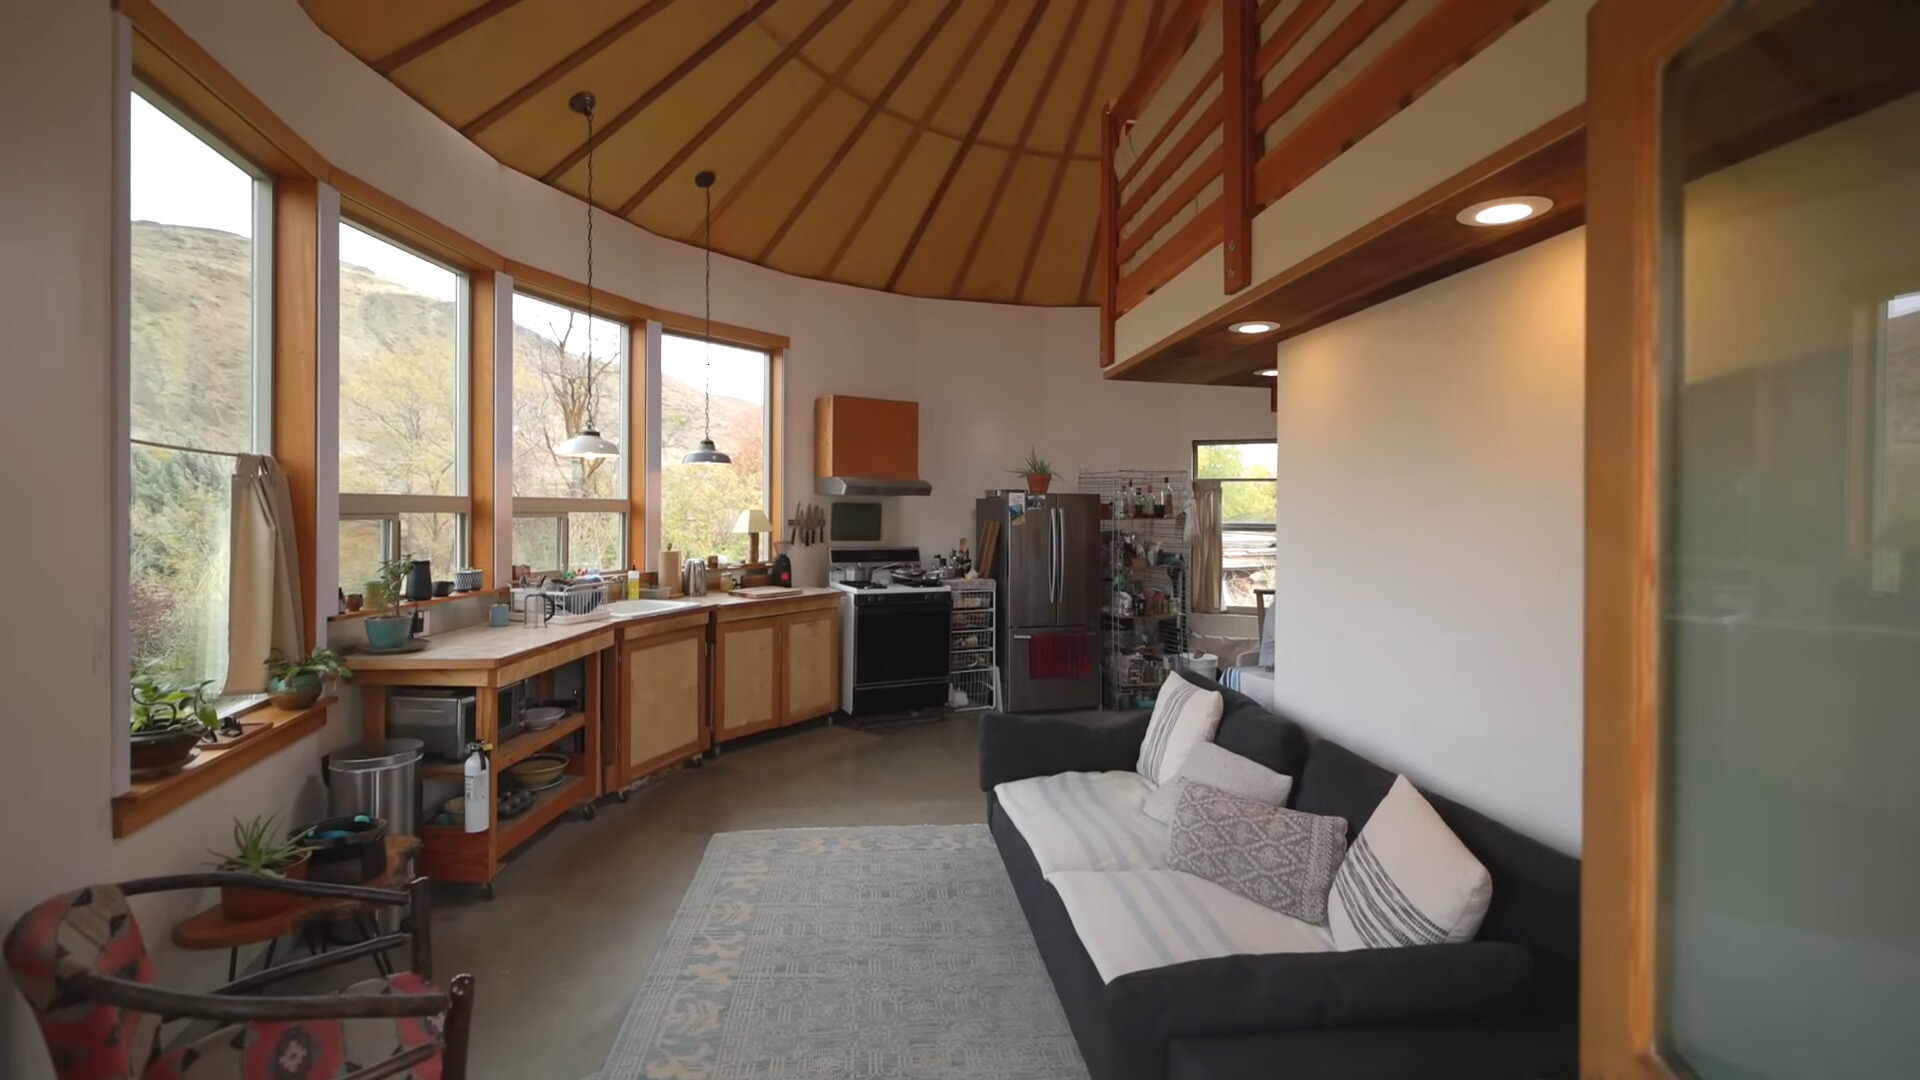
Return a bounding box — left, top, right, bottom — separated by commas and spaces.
946, 578, 998, 711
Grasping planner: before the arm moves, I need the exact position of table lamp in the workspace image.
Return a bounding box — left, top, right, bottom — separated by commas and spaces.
732, 507, 774, 565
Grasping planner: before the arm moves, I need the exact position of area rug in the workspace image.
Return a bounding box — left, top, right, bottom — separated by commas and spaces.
598, 824, 1087, 1080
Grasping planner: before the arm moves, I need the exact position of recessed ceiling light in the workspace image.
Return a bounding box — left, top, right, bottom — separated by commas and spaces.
1255, 369, 1279, 377
1229, 320, 1280, 334
1457, 196, 1554, 226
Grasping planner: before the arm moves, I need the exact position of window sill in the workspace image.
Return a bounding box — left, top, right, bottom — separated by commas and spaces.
111, 697, 335, 839
329, 588, 506, 622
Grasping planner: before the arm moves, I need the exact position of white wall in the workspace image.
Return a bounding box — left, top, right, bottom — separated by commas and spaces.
1268, 229, 1585, 852
0, 4, 1269, 1075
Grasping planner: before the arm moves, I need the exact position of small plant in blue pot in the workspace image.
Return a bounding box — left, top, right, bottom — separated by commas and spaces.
365, 554, 416, 651
264, 647, 353, 710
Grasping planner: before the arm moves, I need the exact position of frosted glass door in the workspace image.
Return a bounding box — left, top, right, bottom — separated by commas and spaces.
1657, 5, 1920, 1076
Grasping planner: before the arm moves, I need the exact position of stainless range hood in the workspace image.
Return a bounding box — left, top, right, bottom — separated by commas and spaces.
815, 475, 933, 497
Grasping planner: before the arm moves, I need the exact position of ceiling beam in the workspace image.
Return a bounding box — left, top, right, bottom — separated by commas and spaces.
615, 0, 853, 218
540, 0, 781, 185
754, 1, 965, 264
697, 4, 912, 242
460, 0, 674, 138
1114, 0, 1217, 119
951, 0, 1092, 294
1016, 0, 1123, 303
820, 0, 1016, 278
1143, 0, 1169, 61
884, 0, 1055, 292
370, 0, 529, 74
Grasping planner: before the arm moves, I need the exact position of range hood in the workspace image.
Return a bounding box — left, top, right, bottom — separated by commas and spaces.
815, 475, 933, 497
814, 395, 931, 497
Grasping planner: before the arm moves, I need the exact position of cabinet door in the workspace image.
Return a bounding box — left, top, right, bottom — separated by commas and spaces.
715, 617, 782, 739
619, 629, 705, 785
783, 608, 839, 724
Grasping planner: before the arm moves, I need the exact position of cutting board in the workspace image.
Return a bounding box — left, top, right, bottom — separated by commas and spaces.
731, 586, 802, 599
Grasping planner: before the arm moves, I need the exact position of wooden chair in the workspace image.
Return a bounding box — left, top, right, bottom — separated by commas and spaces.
5, 872, 473, 1080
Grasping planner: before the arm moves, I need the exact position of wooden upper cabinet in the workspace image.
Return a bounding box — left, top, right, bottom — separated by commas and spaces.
815, 396, 919, 480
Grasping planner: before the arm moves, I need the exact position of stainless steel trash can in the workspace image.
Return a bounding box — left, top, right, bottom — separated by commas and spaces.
327, 739, 424, 839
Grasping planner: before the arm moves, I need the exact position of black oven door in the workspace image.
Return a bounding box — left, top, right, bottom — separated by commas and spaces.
852, 597, 951, 688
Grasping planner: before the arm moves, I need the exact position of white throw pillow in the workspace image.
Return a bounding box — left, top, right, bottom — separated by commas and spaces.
1142, 741, 1293, 825
1135, 675, 1223, 784
1327, 775, 1492, 950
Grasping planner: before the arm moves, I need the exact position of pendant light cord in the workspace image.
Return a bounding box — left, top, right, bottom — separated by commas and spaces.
582, 100, 598, 433
703, 180, 714, 444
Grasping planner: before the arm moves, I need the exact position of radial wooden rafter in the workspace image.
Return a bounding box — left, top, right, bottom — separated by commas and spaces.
299, 0, 1157, 306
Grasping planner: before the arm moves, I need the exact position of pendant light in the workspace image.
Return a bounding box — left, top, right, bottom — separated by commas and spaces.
682, 169, 732, 465
556, 90, 621, 461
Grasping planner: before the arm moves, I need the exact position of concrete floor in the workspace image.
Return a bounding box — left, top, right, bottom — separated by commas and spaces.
432, 714, 988, 1080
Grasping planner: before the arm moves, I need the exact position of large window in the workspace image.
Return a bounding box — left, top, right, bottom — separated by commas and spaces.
511, 293, 627, 572
1194, 440, 1277, 611
335, 222, 468, 591
128, 90, 270, 690
659, 333, 771, 563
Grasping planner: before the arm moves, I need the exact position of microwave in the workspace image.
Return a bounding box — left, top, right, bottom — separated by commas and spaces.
388, 683, 523, 761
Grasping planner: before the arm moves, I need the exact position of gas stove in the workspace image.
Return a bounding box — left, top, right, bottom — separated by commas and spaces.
826, 547, 952, 597
829, 547, 952, 716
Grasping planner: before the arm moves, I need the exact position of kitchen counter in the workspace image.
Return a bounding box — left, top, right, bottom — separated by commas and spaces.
342, 588, 841, 672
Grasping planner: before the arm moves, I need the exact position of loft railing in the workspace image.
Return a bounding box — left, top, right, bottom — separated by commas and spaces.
1099, 0, 1541, 367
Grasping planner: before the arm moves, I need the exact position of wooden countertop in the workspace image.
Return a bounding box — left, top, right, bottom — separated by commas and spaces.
344, 588, 840, 672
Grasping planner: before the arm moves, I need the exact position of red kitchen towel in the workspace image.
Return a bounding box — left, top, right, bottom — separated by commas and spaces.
1029, 632, 1093, 679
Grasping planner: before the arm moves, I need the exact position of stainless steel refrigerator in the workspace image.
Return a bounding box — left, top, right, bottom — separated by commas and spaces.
976, 492, 1102, 712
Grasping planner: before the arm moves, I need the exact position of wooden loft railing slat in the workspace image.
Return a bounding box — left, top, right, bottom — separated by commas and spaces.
1254, 0, 1339, 81
1118, 202, 1223, 312
1222, 0, 1256, 292
1119, 96, 1223, 224
1254, 0, 1539, 205
1117, 59, 1222, 191
1119, 146, 1224, 263
1254, 0, 1410, 133
1115, 0, 1220, 118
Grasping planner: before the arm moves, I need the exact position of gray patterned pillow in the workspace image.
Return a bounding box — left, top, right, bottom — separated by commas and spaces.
1167, 781, 1348, 924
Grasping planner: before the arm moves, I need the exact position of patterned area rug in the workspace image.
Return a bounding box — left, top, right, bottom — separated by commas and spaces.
598, 825, 1087, 1080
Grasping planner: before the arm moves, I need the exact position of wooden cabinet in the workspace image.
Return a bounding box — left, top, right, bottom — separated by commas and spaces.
714, 616, 783, 740
815, 396, 919, 480
606, 614, 708, 792
782, 607, 839, 725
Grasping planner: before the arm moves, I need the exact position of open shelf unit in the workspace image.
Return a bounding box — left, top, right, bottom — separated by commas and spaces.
1079, 469, 1192, 709
418, 712, 585, 779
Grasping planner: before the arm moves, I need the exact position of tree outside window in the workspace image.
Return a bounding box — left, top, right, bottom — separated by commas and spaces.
1194, 440, 1277, 611
511, 294, 626, 571
659, 333, 769, 564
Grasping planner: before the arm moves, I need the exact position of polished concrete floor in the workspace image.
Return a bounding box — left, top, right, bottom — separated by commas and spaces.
432, 714, 988, 1080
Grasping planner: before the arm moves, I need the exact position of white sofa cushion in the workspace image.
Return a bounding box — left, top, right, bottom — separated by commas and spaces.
995, 771, 1167, 875
1142, 741, 1294, 825
1328, 775, 1493, 950
1050, 869, 1334, 983
1136, 675, 1223, 783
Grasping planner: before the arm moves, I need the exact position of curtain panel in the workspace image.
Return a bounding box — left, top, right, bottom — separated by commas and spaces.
224, 454, 305, 695
1187, 479, 1223, 614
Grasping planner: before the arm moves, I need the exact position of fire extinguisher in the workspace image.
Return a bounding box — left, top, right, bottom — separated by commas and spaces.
463, 741, 491, 834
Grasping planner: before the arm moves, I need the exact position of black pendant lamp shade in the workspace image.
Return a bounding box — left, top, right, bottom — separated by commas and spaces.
557, 90, 621, 462
683, 169, 731, 466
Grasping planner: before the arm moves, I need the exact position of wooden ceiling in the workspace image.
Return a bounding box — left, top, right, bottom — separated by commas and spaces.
299, 0, 1173, 306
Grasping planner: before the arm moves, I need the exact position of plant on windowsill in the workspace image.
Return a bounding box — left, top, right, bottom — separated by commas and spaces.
1011, 448, 1056, 495
263, 648, 353, 710
365, 554, 415, 651
129, 669, 216, 781
209, 812, 314, 921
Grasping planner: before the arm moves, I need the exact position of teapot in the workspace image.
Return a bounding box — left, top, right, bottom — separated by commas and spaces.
682, 556, 708, 597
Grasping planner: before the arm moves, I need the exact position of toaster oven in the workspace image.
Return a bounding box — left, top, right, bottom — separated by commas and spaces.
387, 683, 524, 761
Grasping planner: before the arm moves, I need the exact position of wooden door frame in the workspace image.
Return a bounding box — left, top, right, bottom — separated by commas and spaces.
1582, 0, 1733, 1076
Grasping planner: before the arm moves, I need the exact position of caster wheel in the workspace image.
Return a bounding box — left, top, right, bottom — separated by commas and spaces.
482, 884, 496, 901
616, 788, 632, 802
581, 803, 598, 821
689, 756, 704, 768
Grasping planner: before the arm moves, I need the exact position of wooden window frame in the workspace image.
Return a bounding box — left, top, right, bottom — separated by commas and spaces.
1583, 0, 1735, 1077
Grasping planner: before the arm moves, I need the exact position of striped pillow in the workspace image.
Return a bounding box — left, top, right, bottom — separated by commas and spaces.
1135, 675, 1223, 784
1328, 775, 1492, 950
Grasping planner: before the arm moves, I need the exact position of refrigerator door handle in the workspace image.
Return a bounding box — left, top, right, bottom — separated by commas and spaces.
1053, 507, 1064, 606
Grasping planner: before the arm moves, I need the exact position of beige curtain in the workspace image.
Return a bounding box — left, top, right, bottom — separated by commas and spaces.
1187, 479, 1223, 614
225, 454, 306, 695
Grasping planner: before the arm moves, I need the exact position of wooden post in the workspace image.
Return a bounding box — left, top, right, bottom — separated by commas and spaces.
1099, 104, 1121, 367
273, 177, 320, 649
1222, 0, 1256, 293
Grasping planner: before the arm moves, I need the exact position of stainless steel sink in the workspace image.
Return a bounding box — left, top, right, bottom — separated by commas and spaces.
604, 598, 699, 618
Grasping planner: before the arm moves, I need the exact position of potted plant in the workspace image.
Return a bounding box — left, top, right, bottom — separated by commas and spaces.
129, 670, 215, 780
264, 648, 353, 710
1011, 448, 1056, 494
365, 554, 415, 651
210, 812, 314, 920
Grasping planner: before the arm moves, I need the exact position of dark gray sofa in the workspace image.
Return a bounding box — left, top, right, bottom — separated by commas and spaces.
979, 675, 1578, 1080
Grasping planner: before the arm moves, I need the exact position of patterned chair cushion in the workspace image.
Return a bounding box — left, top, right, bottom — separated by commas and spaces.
4, 885, 164, 1079
145, 973, 445, 1080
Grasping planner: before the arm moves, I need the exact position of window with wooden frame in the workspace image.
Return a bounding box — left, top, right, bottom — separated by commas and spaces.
510, 291, 628, 573
335, 220, 470, 592
127, 85, 273, 700
658, 332, 772, 564
1192, 439, 1277, 611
